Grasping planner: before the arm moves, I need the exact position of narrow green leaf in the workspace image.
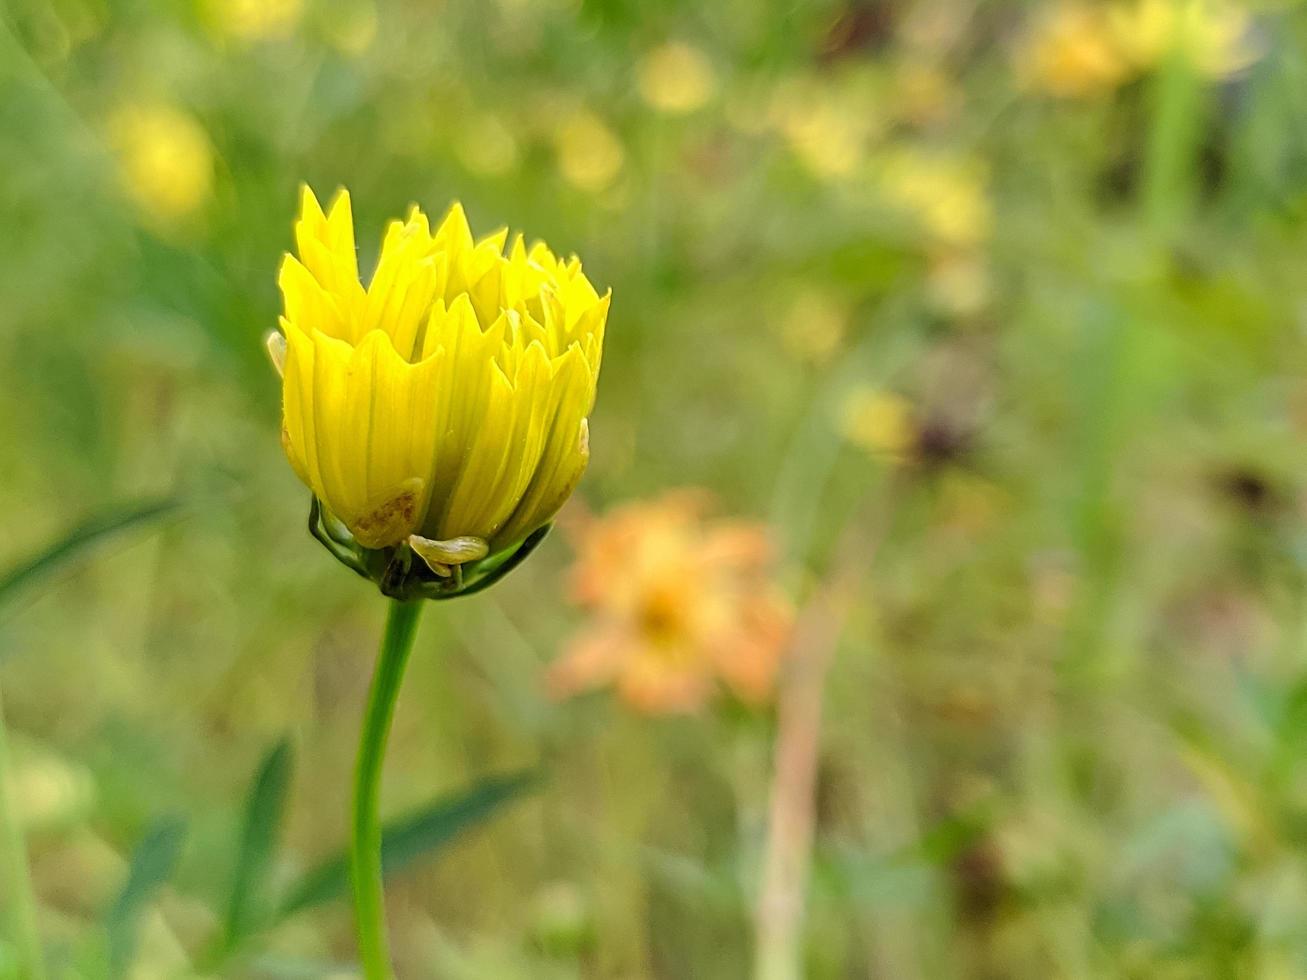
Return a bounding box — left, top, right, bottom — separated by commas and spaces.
276, 770, 537, 920
221, 738, 294, 951
104, 817, 187, 979
0, 498, 180, 610
1142, 46, 1206, 234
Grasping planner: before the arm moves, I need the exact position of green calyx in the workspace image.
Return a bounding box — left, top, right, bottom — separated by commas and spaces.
307, 496, 550, 601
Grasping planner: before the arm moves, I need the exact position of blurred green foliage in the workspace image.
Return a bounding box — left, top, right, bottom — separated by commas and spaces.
5, 0, 1307, 975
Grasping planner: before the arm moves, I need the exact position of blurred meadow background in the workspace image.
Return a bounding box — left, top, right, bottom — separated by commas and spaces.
4, 0, 1307, 976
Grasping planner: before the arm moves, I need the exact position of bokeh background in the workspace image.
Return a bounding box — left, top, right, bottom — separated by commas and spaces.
4, 0, 1307, 976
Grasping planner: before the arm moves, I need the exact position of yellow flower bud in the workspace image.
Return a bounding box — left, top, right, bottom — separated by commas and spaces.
272, 186, 609, 597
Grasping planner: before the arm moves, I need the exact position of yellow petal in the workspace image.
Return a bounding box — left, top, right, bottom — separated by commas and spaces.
492, 346, 594, 549
363, 217, 439, 359
437, 365, 517, 538
294, 186, 365, 337
419, 300, 507, 531
282, 320, 322, 498
341, 331, 441, 544
285, 325, 444, 546
351, 479, 426, 549
443, 341, 554, 539
279, 254, 350, 340
279, 318, 312, 485
434, 201, 473, 256
308, 327, 357, 518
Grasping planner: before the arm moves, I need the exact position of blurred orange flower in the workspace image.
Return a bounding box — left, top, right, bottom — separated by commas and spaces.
550, 492, 792, 714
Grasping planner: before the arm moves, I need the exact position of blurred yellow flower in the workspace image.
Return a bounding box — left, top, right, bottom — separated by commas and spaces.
551, 492, 792, 714
205, 0, 303, 41
12, 745, 96, 832
1022, 0, 1255, 97
926, 252, 991, 319
771, 76, 878, 180
1109, 0, 1258, 78
457, 113, 521, 177
841, 386, 916, 459
108, 104, 213, 228
780, 287, 848, 364
1020, 4, 1130, 98
555, 109, 625, 192
637, 42, 716, 114
892, 63, 961, 127
880, 149, 992, 247
271, 187, 609, 565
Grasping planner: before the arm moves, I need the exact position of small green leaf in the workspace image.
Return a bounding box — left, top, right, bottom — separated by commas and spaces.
277, 770, 538, 920
221, 738, 294, 951
105, 817, 187, 979
0, 498, 180, 610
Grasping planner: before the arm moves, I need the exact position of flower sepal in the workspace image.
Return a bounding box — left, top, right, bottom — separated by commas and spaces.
307, 496, 550, 601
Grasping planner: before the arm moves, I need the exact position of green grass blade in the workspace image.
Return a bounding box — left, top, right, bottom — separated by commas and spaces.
221, 738, 294, 952
0, 498, 180, 610
276, 770, 538, 920
1142, 47, 1205, 235
104, 817, 187, 979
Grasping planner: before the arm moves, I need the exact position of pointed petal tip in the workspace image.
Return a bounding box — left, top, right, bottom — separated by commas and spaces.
326, 186, 353, 220
438, 200, 473, 243
298, 183, 325, 220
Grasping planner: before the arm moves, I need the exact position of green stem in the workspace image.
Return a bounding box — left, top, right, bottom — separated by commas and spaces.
352, 599, 424, 980
0, 685, 44, 980
1142, 45, 1203, 236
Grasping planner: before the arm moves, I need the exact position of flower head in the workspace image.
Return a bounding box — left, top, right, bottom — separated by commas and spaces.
1019, 4, 1130, 98
108, 104, 213, 229
879, 147, 992, 248
554, 110, 625, 193
1020, 0, 1257, 99
271, 187, 609, 597
205, 0, 303, 41
550, 492, 792, 714
1109, 0, 1258, 78
841, 386, 916, 461
636, 42, 716, 115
